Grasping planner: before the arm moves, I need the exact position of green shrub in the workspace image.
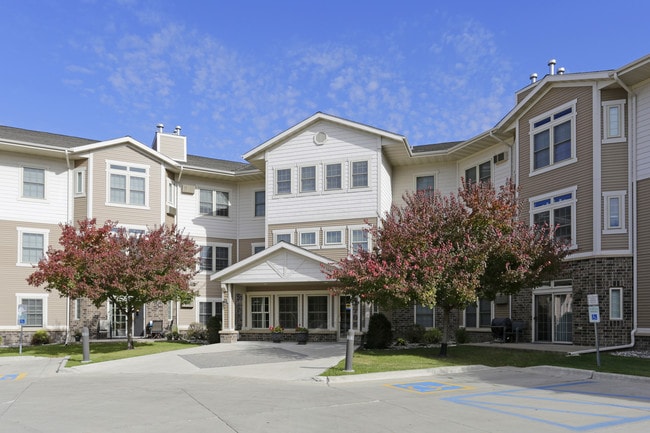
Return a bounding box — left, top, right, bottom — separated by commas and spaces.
395, 337, 407, 346
31, 329, 50, 345
206, 316, 222, 344
185, 322, 207, 341
423, 328, 442, 344
455, 327, 469, 344
403, 324, 426, 344
365, 313, 393, 349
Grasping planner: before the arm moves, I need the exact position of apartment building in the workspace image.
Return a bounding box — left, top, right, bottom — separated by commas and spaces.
2, 53, 650, 349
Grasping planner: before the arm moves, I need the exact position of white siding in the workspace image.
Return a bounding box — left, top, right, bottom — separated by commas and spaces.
237, 180, 266, 238
458, 143, 511, 188
390, 163, 458, 207
0, 151, 69, 224
636, 81, 650, 180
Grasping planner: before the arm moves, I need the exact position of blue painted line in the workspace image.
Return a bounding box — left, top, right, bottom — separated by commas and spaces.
443, 381, 650, 431
389, 381, 466, 393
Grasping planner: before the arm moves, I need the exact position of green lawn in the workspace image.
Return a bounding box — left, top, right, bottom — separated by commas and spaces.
0, 341, 199, 367
323, 345, 650, 377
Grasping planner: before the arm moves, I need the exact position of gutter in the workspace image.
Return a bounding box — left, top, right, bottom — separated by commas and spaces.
573, 72, 638, 355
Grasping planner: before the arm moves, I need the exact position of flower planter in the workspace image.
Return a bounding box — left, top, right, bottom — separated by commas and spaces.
296, 332, 308, 345
271, 332, 283, 343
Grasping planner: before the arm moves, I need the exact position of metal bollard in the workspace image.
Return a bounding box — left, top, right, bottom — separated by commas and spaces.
344, 329, 355, 372
82, 327, 91, 363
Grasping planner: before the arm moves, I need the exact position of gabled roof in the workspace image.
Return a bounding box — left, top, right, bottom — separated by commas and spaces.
210, 241, 334, 285
0, 124, 98, 149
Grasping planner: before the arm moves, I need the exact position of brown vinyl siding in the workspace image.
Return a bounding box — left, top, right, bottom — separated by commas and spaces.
518, 86, 594, 253
601, 142, 630, 250
637, 179, 650, 328
601, 88, 629, 139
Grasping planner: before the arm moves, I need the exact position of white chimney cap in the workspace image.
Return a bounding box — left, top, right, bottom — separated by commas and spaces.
530, 73, 538, 83
156, 123, 164, 133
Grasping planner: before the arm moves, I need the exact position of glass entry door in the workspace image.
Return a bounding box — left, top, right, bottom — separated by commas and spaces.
534, 292, 573, 343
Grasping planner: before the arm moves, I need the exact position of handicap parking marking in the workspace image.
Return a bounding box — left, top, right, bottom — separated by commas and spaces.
0, 373, 27, 382
443, 381, 650, 431
386, 381, 472, 394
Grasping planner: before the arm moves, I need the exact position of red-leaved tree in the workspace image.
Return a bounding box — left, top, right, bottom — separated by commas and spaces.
27, 219, 199, 349
325, 181, 568, 355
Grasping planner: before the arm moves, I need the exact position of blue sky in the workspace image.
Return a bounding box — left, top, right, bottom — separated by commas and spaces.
2, 0, 649, 162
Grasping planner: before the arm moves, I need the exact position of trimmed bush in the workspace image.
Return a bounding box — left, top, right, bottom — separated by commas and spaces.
185, 322, 207, 341
455, 327, 469, 344
403, 324, 426, 344
365, 313, 393, 349
31, 329, 50, 345
206, 316, 222, 344
423, 328, 442, 344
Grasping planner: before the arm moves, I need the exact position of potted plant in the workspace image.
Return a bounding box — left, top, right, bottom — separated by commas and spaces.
74, 329, 82, 342
295, 326, 308, 345
269, 325, 283, 343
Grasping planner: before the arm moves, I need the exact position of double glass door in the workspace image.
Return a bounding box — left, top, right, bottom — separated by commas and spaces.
534, 292, 573, 343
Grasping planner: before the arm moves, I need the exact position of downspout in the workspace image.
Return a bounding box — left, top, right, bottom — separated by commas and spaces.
571, 72, 638, 355
64, 149, 72, 344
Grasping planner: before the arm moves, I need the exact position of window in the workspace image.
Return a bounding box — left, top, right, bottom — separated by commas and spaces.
199, 245, 231, 272
351, 161, 368, 188
276, 168, 292, 194
198, 300, 223, 326
251, 296, 270, 328
252, 243, 265, 254
298, 229, 318, 248
22, 167, 45, 199
274, 230, 294, 245
530, 101, 576, 172
278, 296, 298, 329
603, 100, 626, 143
307, 296, 328, 329
18, 296, 46, 327
167, 301, 174, 320
18, 229, 48, 265
465, 161, 491, 185
325, 163, 342, 190
350, 228, 369, 252
465, 299, 492, 328
323, 228, 344, 247
415, 304, 435, 328
254, 191, 265, 217
74, 168, 86, 197
74, 298, 82, 320
108, 163, 148, 206
300, 166, 316, 192
610, 288, 623, 320
530, 188, 577, 248
603, 191, 626, 233
166, 178, 177, 207
199, 189, 230, 217
416, 175, 435, 194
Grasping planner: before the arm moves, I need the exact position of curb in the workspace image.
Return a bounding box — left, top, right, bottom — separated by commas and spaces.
314, 364, 491, 384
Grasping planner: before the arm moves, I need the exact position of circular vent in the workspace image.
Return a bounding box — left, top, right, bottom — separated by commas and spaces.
313, 131, 328, 145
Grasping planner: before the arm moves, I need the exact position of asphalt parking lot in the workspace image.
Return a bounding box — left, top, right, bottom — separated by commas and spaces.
2, 342, 650, 432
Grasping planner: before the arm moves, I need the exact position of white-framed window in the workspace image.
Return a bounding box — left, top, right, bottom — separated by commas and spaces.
17, 227, 49, 266
530, 100, 577, 174
252, 242, 265, 255
250, 296, 270, 329
351, 161, 369, 188
415, 304, 435, 328
276, 168, 292, 195
603, 191, 626, 233
199, 244, 231, 272
415, 175, 435, 194
300, 165, 317, 192
325, 163, 342, 190
199, 189, 230, 217
273, 229, 294, 245
298, 229, 319, 248
530, 187, 577, 248
323, 227, 345, 248
307, 295, 329, 329
22, 166, 45, 199
107, 161, 149, 207
465, 161, 491, 185
349, 226, 370, 252
197, 298, 223, 326
166, 178, 177, 207
167, 301, 175, 320
610, 287, 623, 320
277, 295, 299, 329
254, 191, 265, 217
17, 293, 48, 327
602, 99, 626, 143
74, 298, 82, 320
74, 168, 86, 197
464, 299, 493, 328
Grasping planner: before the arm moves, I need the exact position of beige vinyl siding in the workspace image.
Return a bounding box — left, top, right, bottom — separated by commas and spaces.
637, 179, 650, 327
601, 88, 629, 140
90, 144, 164, 226
391, 163, 458, 207
637, 81, 650, 180
601, 142, 629, 250
238, 237, 266, 261
518, 86, 594, 253
156, 134, 186, 162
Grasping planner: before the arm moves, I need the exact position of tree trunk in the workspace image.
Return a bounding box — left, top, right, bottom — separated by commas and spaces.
439, 308, 450, 357
126, 308, 134, 350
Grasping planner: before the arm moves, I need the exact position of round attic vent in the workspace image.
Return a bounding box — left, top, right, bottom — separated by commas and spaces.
313, 131, 328, 145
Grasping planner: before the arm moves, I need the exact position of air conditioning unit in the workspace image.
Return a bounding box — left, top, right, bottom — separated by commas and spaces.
181, 184, 196, 194
493, 151, 509, 165
166, 205, 177, 216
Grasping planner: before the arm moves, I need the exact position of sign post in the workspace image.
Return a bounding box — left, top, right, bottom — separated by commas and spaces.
17, 304, 26, 355
587, 294, 601, 367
